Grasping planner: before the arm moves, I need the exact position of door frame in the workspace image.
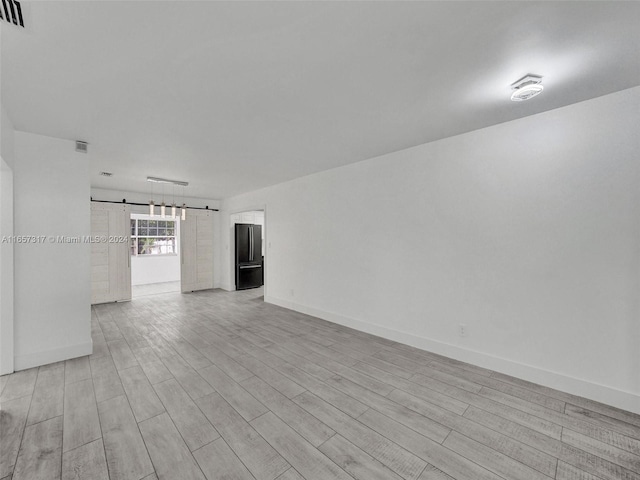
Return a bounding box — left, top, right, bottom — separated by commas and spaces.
129, 212, 181, 295
228, 205, 267, 294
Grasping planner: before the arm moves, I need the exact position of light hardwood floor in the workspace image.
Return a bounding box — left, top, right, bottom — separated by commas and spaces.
1, 287, 639, 480
132, 281, 180, 298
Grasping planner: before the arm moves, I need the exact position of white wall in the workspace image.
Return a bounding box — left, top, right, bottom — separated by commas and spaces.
13, 131, 92, 370
0, 107, 15, 374
132, 255, 180, 286
1, 107, 14, 170
131, 214, 180, 286
91, 188, 223, 288
221, 87, 640, 413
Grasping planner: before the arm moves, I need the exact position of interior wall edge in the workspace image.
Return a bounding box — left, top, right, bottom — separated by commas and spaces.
265, 294, 640, 415
13, 339, 92, 371
0, 106, 16, 375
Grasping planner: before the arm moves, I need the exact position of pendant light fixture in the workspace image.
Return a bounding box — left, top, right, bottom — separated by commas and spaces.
146, 176, 189, 220
181, 184, 187, 221
149, 181, 155, 217
160, 184, 166, 218
170, 185, 177, 219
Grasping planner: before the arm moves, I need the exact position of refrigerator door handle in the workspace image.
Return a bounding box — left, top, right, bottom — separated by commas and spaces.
239, 264, 261, 269
250, 225, 254, 261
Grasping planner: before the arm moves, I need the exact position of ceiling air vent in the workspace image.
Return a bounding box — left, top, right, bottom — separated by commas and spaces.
76, 141, 88, 153
0, 0, 24, 27
510, 74, 544, 102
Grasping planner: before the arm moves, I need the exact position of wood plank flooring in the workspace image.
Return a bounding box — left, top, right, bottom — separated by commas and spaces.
1, 287, 639, 480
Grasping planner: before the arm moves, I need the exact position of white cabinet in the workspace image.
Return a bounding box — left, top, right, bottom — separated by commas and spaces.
232, 210, 264, 227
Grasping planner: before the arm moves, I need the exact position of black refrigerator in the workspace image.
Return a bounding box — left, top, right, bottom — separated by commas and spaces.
235, 223, 263, 290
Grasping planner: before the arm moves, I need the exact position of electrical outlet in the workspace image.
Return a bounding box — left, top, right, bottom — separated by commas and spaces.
459, 324, 467, 337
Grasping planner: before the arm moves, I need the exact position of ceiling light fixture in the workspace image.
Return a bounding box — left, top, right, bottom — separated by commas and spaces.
160, 183, 166, 218
146, 176, 189, 187
510, 74, 544, 102
147, 176, 190, 220
180, 185, 187, 221
170, 185, 177, 219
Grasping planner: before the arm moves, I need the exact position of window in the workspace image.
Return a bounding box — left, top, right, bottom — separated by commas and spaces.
130, 219, 177, 255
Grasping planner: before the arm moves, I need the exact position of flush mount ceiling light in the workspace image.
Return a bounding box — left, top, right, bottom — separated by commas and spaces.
510, 74, 544, 102
146, 176, 189, 187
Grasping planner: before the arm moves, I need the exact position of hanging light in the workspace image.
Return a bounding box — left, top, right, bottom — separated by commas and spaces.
160, 183, 166, 218
146, 176, 189, 219
148, 180, 155, 216
170, 185, 177, 219
180, 184, 187, 220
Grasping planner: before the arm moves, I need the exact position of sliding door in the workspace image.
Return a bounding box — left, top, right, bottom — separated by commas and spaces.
181, 209, 214, 292
91, 202, 131, 304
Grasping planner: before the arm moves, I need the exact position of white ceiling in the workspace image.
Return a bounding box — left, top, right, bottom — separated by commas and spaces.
2, 1, 639, 199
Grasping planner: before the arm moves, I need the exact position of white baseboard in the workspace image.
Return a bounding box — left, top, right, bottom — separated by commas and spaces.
14, 340, 93, 371
265, 295, 640, 415
218, 283, 234, 292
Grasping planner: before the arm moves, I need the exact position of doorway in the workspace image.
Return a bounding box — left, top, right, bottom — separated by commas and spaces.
231, 209, 265, 291
130, 213, 180, 297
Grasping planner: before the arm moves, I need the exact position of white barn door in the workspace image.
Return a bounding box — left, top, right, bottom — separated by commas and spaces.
91, 202, 131, 304
181, 209, 213, 292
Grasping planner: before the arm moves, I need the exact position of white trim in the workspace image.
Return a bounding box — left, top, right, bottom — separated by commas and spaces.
14, 340, 93, 371
265, 295, 640, 415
